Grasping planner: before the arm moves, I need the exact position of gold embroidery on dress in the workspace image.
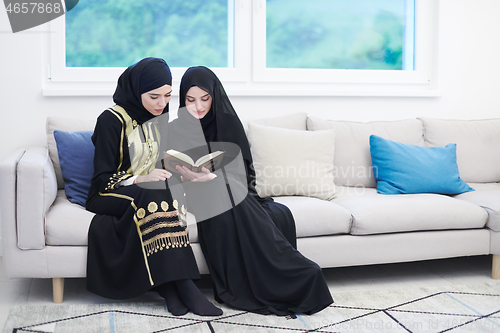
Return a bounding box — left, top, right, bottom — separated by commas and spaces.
148, 201, 158, 213
107, 108, 189, 286
137, 208, 146, 219
110, 106, 136, 141
98, 191, 134, 201
133, 199, 190, 284
133, 213, 154, 286
109, 106, 159, 177
136, 210, 179, 227
127, 121, 159, 176
104, 171, 132, 191
106, 107, 174, 287
142, 221, 184, 236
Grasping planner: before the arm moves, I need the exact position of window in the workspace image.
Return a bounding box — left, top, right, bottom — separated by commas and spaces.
266, 0, 414, 71
44, 0, 437, 97
47, 0, 243, 88
65, 0, 233, 68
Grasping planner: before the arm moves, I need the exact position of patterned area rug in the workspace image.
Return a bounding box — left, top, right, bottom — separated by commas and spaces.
3, 282, 500, 333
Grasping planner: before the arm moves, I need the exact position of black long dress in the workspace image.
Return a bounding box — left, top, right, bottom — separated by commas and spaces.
85, 107, 200, 299
167, 66, 333, 315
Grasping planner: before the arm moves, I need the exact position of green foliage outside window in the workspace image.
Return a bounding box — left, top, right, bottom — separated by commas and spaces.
65, 0, 411, 70
266, 0, 409, 70
65, 0, 228, 68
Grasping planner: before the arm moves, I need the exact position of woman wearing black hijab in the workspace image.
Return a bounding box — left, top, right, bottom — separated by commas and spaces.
85, 58, 222, 317
167, 66, 333, 316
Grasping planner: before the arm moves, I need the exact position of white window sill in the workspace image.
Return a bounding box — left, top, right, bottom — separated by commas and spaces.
42, 82, 440, 98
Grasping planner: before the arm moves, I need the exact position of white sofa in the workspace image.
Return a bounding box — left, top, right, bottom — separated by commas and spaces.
1, 112, 499, 303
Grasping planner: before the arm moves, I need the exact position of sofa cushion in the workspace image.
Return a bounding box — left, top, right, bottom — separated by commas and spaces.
419, 117, 500, 183
45, 191, 200, 246
242, 112, 307, 133
45, 191, 95, 246
333, 186, 488, 236
47, 117, 96, 189
273, 196, 352, 237
307, 117, 424, 188
247, 123, 336, 200
53, 130, 95, 206
454, 183, 500, 232
369, 135, 474, 195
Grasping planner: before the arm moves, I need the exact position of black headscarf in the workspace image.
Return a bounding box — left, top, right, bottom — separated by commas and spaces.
178, 66, 252, 160
178, 67, 217, 142
113, 57, 172, 125
175, 66, 257, 192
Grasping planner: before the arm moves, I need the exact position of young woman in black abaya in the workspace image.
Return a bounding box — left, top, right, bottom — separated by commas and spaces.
85, 58, 222, 317
166, 66, 334, 316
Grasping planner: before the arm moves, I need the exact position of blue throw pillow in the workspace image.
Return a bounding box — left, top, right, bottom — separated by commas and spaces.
369, 135, 474, 195
53, 130, 94, 206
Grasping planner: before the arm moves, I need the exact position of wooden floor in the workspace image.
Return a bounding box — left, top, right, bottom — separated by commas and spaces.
1, 254, 498, 330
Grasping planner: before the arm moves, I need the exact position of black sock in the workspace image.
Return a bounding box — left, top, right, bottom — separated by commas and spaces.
157, 282, 189, 316
174, 279, 223, 316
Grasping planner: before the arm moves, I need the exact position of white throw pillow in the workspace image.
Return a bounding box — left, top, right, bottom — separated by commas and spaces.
419, 117, 500, 183
247, 123, 336, 200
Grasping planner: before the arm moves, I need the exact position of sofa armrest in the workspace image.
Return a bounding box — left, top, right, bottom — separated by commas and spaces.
16, 146, 58, 250
1, 147, 27, 256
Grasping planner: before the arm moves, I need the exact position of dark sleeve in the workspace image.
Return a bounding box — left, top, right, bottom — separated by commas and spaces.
87, 111, 133, 197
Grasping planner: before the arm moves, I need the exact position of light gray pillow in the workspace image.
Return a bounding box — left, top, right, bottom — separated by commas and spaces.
247, 123, 336, 200
419, 117, 500, 183
307, 116, 424, 188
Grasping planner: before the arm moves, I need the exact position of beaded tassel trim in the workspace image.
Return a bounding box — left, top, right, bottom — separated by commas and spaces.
134, 200, 189, 256
144, 231, 190, 257
132, 199, 189, 286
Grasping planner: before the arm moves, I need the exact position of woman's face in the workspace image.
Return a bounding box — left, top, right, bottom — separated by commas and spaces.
141, 84, 172, 116
185, 86, 212, 119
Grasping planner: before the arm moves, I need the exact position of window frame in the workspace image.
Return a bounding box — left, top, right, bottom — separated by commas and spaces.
43, 0, 439, 97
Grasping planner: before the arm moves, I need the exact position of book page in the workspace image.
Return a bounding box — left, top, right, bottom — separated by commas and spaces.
165, 149, 195, 165
194, 151, 224, 166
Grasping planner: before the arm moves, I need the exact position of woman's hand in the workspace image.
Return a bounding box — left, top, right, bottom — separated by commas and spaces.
177, 166, 217, 182
135, 169, 172, 184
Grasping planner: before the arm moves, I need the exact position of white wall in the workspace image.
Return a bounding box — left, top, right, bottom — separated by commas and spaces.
1, 0, 500, 254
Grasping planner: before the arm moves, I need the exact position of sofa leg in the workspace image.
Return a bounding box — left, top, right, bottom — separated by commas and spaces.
53, 278, 65, 303
493, 255, 500, 280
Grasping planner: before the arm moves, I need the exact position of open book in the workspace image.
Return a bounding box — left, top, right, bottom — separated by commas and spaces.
162, 149, 225, 173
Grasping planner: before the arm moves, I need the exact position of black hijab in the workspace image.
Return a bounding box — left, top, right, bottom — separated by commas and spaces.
175, 66, 257, 192
113, 57, 172, 125
178, 66, 217, 142
178, 66, 252, 163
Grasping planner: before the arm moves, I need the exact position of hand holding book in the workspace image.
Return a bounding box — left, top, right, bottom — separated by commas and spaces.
162, 149, 225, 174
176, 165, 217, 182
